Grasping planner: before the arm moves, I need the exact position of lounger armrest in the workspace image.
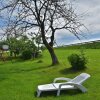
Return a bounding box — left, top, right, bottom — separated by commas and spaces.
58, 82, 87, 93
53, 77, 72, 83
59, 82, 78, 88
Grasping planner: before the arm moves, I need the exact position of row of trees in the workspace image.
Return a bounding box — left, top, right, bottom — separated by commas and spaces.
0, 35, 43, 58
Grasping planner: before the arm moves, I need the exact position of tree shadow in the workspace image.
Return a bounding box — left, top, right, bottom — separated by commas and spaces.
10, 65, 51, 74
10, 58, 29, 63
0, 75, 8, 82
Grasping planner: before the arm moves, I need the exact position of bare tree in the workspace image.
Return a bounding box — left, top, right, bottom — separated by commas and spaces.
0, 0, 83, 65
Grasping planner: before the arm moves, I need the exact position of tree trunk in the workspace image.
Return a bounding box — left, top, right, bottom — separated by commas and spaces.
47, 45, 59, 65
41, 24, 59, 65
43, 38, 59, 65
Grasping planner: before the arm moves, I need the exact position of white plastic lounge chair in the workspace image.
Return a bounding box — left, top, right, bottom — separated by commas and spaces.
37, 73, 90, 97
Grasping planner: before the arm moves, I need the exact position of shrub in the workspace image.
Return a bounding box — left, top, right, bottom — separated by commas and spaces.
68, 53, 87, 70
21, 50, 32, 60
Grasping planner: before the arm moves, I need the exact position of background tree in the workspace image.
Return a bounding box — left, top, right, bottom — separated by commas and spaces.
6, 35, 37, 57
29, 31, 43, 52
0, 0, 84, 65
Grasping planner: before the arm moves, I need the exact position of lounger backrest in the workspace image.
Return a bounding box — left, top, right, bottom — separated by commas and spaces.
70, 73, 90, 84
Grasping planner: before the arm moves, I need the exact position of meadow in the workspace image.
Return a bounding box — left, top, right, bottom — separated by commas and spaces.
0, 48, 100, 100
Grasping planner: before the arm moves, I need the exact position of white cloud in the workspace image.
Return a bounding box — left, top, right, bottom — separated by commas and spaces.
54, 0, 100, 45
74, 0, 100, 33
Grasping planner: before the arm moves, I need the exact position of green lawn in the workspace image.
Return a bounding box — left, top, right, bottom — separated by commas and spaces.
0, 49, 100, 100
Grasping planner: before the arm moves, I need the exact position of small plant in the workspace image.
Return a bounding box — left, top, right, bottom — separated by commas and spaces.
68, 53, 87, 70
21, 50, 32, 60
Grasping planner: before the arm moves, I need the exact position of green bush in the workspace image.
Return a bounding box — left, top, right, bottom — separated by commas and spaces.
21, 50, 32, 60
68, 53, 87, 70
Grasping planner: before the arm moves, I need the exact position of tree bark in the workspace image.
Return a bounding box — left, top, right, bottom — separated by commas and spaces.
46, 44, 59, 65
41, 24, 59, 65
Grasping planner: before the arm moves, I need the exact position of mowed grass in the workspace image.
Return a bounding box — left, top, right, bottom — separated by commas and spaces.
0, 49, 100, 100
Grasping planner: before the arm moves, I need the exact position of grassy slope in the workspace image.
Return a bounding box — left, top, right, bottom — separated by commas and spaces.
65, 41, 100, 49
0, 49, 100, 100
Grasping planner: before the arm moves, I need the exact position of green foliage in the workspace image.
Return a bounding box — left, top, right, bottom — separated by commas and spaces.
68, 53, 87, 70
21, 50, 32, 60
6, 36, 37, 57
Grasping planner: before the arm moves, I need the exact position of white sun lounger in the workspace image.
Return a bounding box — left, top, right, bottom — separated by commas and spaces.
37, 73, 90, 97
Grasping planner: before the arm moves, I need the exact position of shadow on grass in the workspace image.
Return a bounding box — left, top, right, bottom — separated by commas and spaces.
0, 77, 7, 81
59, 67, 85, 75
10, 58, 30, 63
0, 74, 8, 82
34, 90, 82, 97
0, 58, 25, 65
10, 65, 51, 74
10, 57, 43, 63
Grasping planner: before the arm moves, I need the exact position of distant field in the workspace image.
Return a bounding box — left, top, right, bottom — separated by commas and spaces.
64, 41, 100, 49
0, 48, 100, 100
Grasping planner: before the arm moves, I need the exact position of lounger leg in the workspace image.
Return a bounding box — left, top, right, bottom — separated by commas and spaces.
57, 89, 61, 96
77, 85, 87, 93
37, 89, 42, 97
80, 86, 87, 93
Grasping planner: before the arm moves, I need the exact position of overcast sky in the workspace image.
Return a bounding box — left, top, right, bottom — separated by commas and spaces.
0, 0, 100, 46
55, 0, 100, 46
